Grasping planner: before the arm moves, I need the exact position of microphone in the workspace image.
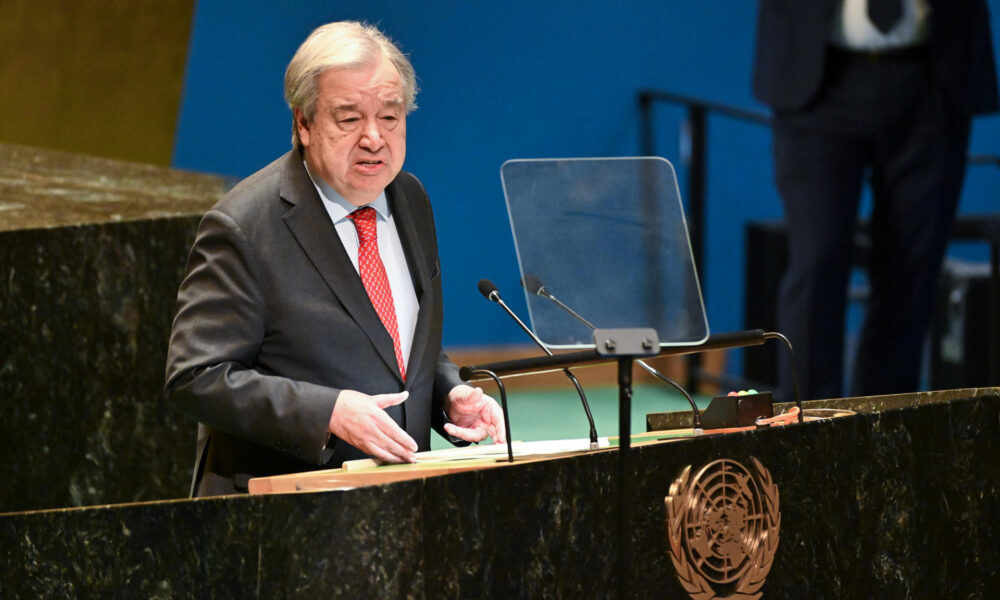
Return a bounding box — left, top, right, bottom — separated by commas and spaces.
478, 279, 600, 448
521, 275, 704, 433
477, 278, 501, 303
522, 274, 597, 330
520, 274, 546, 297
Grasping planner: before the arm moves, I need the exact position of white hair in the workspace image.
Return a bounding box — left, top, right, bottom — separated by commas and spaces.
284, 21, 418, 149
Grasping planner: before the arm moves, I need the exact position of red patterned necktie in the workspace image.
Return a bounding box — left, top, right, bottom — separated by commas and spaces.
348, 207, 406, 381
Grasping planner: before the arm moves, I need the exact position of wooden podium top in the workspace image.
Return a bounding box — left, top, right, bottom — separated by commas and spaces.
247, 437, 616, 495
247, 404, 848, 495
247, 434, 675, 495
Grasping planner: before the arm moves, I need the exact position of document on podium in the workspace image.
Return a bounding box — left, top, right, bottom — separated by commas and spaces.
386, 437, 612, 464
248, 437, 617, 495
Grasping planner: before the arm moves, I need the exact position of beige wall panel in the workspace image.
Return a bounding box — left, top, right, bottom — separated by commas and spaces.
0, 0, 194, 165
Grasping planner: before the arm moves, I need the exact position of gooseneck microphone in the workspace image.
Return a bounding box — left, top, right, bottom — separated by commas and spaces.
522, 274, 598, 330
477, 279, 599, 448
521, 275, 704, 433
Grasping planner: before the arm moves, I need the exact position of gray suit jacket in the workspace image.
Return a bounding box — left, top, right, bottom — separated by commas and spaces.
165, 150, 463, 496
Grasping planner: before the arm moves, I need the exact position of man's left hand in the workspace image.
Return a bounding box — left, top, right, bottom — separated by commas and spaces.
443, 384, 506, 444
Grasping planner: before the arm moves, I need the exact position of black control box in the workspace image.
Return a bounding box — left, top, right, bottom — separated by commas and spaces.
702, 391, 773, 429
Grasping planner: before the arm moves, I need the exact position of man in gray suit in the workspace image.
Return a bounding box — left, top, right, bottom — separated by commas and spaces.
166, 21, 504, 497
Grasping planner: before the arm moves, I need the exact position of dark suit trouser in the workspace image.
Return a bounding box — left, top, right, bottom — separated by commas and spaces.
772, 49, 971, 401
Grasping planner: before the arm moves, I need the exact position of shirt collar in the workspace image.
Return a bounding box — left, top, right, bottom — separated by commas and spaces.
303, 161, 390, 223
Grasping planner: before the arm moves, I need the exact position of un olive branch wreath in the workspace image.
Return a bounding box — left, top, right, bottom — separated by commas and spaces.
665, 458, 781, 600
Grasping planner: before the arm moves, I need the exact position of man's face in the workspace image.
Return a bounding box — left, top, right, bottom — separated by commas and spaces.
296, 55, 406, 206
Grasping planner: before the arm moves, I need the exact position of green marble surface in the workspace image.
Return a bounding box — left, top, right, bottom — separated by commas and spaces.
0, 144, 226, 512
2, 389, 998, 598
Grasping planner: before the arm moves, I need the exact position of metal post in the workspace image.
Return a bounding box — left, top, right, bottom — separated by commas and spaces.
617, 355, 634, 600
991, 239, 999, 385
685, 104, 707, 285
638, 92, 654, 156
685, 105, 707, 389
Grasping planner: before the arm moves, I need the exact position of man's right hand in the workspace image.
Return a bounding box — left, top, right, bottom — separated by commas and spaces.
328, 389, 418, 463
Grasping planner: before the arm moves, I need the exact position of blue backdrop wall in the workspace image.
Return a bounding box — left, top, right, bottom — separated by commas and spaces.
173, 1, 1000, 374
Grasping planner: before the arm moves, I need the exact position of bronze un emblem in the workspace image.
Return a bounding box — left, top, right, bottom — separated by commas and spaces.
664, 457, 780, 600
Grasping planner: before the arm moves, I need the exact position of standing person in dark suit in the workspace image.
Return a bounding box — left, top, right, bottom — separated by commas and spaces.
165, 21, 505, 497
753, 0, 999, 401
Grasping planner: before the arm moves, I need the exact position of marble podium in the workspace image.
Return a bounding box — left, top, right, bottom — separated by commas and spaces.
2, 144, 998, 597
0, 143, 228, 512
2, 388, 998, 598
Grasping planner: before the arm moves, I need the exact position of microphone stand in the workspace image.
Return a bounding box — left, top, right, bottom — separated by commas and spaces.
764, 331, 804, 423
592, 326, 660, 600
634, 360, 702, 432
481, 284, 599, 449
524, 278, 703, 433
464, 368, 514, 463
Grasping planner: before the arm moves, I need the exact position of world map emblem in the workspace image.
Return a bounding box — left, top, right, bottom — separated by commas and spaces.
664, 457, 781, 600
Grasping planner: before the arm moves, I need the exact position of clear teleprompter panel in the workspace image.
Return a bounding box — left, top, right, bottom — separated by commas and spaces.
500, 157, 709, 349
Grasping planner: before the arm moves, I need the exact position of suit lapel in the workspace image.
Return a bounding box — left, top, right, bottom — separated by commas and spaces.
387, 177, 435, 388
278, 153, 402, 383
388, 179, 431, 301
